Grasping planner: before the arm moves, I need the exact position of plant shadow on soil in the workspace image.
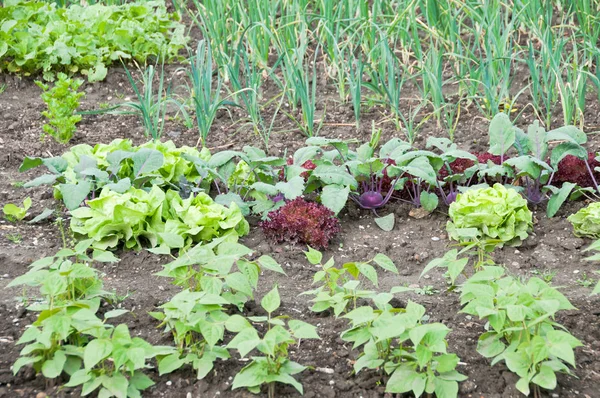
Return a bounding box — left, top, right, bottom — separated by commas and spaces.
1, 68, 600, 398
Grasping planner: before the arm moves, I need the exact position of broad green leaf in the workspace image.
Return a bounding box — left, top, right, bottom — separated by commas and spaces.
288, 320, 319, 339
488, 113, 516, 156
59, 181, 92, 210
550, 142, 587, 168
532, 363, 557, 390
84, 339, 113, 370
256, 255, 286, 274
41, 350, 67, 378
304, 246, 322, 265
28, 208, 54, 224
320, 184, 350, 215
24, 174, 59, 188
547, 182, 575, 218
374, 214, 395, 231
312, 165, 357, 187
275, 176, 305, 200
372, 253, 398, 273
420, 191, 439, 212
132, 149, 164, 177
261, 286, 280, 313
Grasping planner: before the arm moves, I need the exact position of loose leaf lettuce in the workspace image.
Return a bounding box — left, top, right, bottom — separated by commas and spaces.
568, 202, 600, 239
0, 0, 187, 81
70, 187, 248, 250
447, 183, 532, 246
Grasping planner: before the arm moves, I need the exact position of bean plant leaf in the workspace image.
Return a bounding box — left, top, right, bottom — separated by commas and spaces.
261, 286, 280, 314
84, 339, 113, 370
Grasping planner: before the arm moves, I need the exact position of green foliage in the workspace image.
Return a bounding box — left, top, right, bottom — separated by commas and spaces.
10, 240, 172, 397
35, 73, 84, 143
341, 296, 467, 397
227, 286, 320, 396
206, 146, 291, 217
20, 139, 212, 209
9, 240, 117, 379
188, 40, 237, 145
64, 324, 173, 398
151, 235, 286, 380
0, 0, 187, 81
155, 236, 285, 309
568, 202, 600, 239
447, 183, 533, 247
460, 266, 581, 396
150, 289, 231, 379
304, 136, 443, 214
301, 247, 399, 316
3, 197, 31, 221
70, 187, 248, 250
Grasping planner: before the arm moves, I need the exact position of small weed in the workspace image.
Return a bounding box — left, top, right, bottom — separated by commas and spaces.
416, 285, 439, 295
6, 233, 22, 244
530, 269, 557, 284
577, 273, 596, 288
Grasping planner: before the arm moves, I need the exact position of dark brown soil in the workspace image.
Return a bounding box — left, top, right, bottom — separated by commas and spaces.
1, 61, 600, 398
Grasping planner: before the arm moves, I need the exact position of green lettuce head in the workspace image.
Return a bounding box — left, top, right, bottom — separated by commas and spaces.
568, 202, 600, 239
70, 186, 248, 250
447, 183, 533, 247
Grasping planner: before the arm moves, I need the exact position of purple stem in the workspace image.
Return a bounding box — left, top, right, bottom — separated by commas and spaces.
584, 159, 600, 194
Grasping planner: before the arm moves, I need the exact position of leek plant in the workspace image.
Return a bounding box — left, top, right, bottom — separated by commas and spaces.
187, 40, 236, 146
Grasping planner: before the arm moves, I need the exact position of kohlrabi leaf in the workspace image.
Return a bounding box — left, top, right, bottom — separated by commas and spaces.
488, 113, 516, 156
546, 182, 575, 218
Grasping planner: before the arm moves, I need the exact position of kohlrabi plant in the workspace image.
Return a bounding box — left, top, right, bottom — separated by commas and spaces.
20, 139, 212, 211
460, 266, 582, 397
447, 183, 533, 248
303, 133, 443, 220
201, 146, 300, 217
426, 137, 478, 205
568, 202, 600, 239
301, 247, 399, 316
485, 113, 599, 210
226, 286, 321, 397
341, 295, 467, 397
503, 116, 587, 217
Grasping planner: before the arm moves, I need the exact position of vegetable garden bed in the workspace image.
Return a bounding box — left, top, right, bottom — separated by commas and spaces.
2, 1, 600, 397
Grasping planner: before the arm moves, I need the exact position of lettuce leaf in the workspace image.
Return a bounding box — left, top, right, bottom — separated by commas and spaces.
447, 183, 533, 246
70, 187, 248, 250
568, 202, 600, 239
